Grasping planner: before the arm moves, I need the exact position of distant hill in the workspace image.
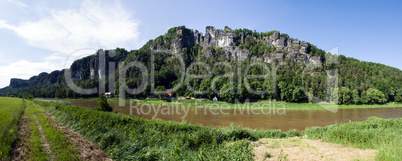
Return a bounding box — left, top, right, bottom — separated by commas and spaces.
1, 26, 402, 104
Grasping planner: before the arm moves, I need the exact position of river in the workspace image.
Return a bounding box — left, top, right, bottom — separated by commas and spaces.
38, 99, 402, 131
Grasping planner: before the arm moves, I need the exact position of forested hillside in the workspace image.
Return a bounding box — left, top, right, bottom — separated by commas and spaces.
1, 26, 401, 104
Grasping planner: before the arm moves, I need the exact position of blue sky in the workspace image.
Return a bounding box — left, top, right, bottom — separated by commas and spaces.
0, 0, 401, 88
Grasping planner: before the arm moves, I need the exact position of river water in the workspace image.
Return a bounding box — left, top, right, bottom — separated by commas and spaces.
40, 99, 402, 131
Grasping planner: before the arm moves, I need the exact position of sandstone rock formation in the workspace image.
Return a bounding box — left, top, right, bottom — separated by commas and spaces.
151, 26, 323, 64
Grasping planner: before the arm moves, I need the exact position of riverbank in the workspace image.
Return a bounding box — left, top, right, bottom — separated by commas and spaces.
303, 117, 402, 161
253, 137, 377, 160
36, 97, 402, 110
34, 100, 299, 160
4, 97, 400, 160
34, 100, 401, 160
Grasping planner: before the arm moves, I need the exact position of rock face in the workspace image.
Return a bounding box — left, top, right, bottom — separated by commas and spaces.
151, 25, 321, 64
274, 37, 287, 50
270, 32, 280, 41
10, 78, 29, 88
171, 27, 195, 52
309, 56, 322, 64
299, 41, 309, 54
89, 52, 99, 79
194, 30, 201, 44
201, 26, 216, 47
70, 49, 109, 80
216, 32, 235, 47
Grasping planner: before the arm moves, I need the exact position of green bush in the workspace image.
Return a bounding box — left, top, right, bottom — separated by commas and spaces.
96, 94, 112, 112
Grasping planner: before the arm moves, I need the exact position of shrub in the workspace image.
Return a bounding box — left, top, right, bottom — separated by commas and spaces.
96, 94, 113, 112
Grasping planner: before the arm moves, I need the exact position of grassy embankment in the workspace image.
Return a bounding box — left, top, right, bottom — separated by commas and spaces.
0, 97, 24, 160
36, 100, 299, 160
33, 99, 401, 160
304, 117, 402, 161
39, 97, 402, 109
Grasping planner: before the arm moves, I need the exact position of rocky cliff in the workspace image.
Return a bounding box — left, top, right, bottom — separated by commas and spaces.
2, 25, 326, 91
151, 26, 322, 64
64, 26, 325, 82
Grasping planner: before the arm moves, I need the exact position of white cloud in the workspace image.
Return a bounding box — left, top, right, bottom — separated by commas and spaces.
0, 0, 140, 54
0, 0, 141, 88
0, 59, 63, 88
0, 51, 3, 62
0, 48, 98, 88
0, 47, 100, 88
5, 0, 27, 9
0, 50, 9, 64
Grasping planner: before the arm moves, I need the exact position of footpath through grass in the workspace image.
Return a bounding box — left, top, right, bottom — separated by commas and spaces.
29, 101, 80, 160
0, 97, 24, 160
36, 100, 299, 160
303, 117, 402, 161
15, 100, 48, 160
3, 98, 81, 160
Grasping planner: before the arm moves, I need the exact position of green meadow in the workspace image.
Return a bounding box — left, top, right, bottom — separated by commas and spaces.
0, 97, 24, 160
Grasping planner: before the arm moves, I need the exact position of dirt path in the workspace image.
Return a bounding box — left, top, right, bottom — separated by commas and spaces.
37, 105, 112, 161
10, 107, 32, 160
11, 103, 111, 161
31, 109, 54, 160
253, 137, 377, 161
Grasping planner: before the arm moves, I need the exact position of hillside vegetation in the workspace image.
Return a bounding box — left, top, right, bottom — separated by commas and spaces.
1, 26, 401, 105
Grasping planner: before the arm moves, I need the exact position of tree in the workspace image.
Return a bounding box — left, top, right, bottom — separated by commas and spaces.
366, 88, 386, 104
96, 94, 113, 112
352, 89, 360, 104
331, 88, 339, 104
339, 87, 351, 104
278, 82, 293, 101
292, 86, 305, 102
360, 91, 369, 104
396, 89, 402, 102
155, 86, 166, 99
27, 94, 34, 100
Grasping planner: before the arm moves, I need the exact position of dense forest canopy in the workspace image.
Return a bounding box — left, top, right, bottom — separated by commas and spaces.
1, 26, 402, 104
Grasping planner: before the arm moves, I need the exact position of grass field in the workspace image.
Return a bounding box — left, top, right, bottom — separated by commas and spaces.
303, 117, 402, 161
0, 97, 24, 160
